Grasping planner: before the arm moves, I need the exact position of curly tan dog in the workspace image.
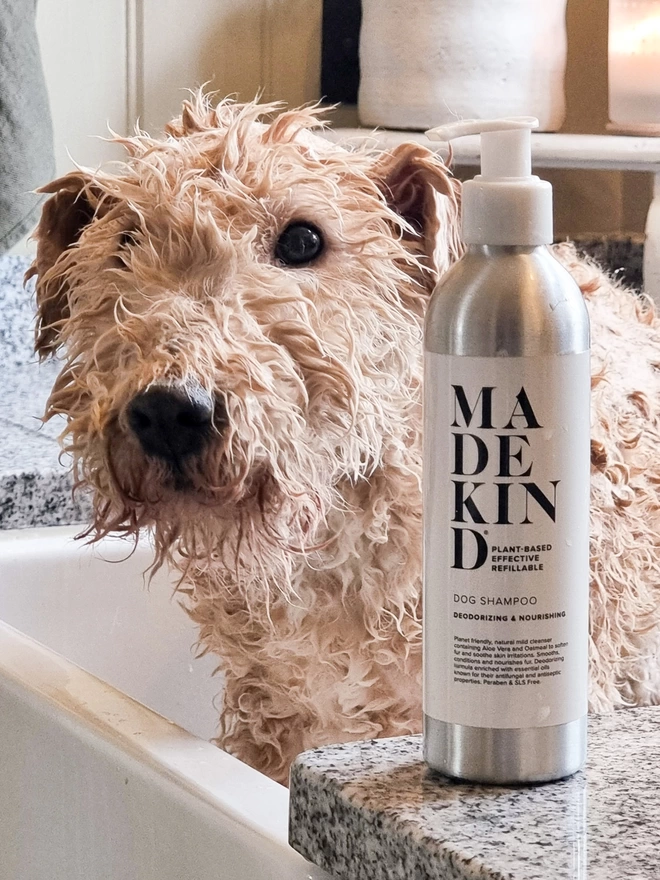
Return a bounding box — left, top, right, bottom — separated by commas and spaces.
30, 96, 660, 784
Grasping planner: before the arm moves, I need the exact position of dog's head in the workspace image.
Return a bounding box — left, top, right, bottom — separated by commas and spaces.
30, 95, 461, 572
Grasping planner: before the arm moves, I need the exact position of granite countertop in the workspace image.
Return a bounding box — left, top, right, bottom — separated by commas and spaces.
289, 707, 660, 880
0, 255, 88, 529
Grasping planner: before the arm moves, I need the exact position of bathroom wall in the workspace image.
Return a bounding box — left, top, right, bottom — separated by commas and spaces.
22, 0, 653, 246
34, 0, 322, 173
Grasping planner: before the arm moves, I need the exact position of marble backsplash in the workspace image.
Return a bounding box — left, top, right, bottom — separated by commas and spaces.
0, 255, 90, 529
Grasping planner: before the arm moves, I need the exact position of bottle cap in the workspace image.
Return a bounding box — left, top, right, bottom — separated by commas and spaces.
426, 117, 553, 247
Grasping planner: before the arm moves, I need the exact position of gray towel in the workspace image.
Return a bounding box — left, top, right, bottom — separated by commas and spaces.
0, 0, 54, 253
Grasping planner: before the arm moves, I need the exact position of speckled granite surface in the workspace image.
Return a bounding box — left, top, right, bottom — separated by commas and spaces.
1, 255, 40, 368
290, 708, 660, 879
0, 255, 89, 529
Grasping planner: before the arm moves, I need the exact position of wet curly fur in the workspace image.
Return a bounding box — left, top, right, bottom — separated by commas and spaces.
30, 95, 660, 784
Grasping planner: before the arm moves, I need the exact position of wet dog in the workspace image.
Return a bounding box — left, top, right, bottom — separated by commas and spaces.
30, 95, 660, 783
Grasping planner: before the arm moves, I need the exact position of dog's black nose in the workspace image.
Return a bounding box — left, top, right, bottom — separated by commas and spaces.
127, 385, 215, 462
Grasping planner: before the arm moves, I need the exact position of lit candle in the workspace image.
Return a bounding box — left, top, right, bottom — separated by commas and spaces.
609, 0, 660, 131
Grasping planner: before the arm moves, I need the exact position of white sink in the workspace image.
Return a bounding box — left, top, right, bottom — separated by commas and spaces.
0, 525, 329, 880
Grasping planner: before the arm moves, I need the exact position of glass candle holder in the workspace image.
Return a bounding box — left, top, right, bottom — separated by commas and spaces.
609, 0, 660, 133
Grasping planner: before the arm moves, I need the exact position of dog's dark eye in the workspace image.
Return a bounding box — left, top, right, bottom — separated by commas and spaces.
275, 222, 324, 266
119, 230, 137, 249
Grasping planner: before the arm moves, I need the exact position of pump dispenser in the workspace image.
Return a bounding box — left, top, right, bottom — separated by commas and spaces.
422, 118, 590, 783
428, 117, 553, 246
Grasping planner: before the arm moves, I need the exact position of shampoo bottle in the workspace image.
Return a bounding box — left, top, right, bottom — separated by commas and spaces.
422, 118, 590, 783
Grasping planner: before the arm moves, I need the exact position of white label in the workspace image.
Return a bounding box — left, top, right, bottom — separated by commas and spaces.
423, 352, 590, 729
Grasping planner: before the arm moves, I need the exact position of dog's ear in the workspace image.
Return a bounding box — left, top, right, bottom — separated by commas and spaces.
372, 143, 463, 282
26, 171, 104, 358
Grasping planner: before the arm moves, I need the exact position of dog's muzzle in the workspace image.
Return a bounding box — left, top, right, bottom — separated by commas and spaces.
126, 383, 218, 464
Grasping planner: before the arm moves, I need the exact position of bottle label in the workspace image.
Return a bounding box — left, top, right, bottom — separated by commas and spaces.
423, 352, 590, 729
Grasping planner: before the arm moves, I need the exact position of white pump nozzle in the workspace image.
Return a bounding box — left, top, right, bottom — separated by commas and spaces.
425, 117, 553, 247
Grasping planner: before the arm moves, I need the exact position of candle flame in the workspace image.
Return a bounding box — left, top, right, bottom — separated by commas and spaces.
611, 13, 660, 55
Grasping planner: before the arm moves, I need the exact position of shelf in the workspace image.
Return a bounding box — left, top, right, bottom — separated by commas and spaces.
328, 128, 660, 172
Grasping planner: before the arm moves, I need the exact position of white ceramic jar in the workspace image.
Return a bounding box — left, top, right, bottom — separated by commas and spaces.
358, 0, 568, 132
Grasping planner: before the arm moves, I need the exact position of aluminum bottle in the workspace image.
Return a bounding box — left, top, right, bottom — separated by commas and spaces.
422, 119, 590, 783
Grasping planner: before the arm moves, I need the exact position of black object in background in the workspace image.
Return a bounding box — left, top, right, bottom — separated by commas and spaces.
321, 0, 361, 104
